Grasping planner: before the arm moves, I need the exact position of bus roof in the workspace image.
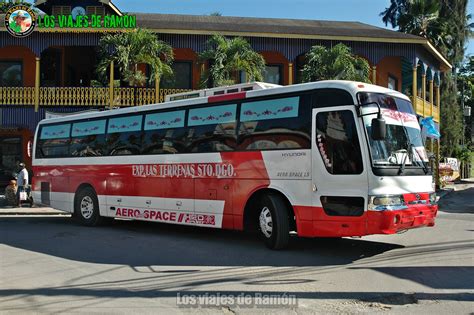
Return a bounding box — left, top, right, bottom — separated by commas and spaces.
38, 80, 410, 125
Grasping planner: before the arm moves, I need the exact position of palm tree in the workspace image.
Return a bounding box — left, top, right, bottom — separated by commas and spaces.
439, 0, 473, 67
301, 43, 370, 83
199, 35, 265, 87
97, 28, 174, 87
381, 0, 442, 39
381, 0, 473, 158
380, 0, 472, 67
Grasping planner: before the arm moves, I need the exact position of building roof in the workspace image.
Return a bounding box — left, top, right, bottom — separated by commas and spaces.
0, 12, 451, 69
134, 13, 423, 41
34, 0, 123, 16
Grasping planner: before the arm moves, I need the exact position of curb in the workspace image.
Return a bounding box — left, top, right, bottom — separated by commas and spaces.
0, 212, 70, 216
0, 208, 69, 216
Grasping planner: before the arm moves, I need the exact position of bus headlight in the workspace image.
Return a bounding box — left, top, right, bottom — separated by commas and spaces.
368, 195, 407, 211
429, 192, 437, 204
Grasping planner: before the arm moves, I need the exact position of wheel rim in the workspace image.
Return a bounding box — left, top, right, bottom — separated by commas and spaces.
259, 206, 273, 238
80, 196, 94, 219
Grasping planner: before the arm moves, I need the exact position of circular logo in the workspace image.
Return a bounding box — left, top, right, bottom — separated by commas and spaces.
4, 5, 36, 37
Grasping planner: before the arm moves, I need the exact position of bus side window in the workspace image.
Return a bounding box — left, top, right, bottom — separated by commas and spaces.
187, 104, 237, 153
143, 110, 187, 154
107, 115, 143, 156
237, 95, 311, 150
70, 119, 107, 157
315, 110, 363, 175
37, 123, 71, 158
313, 89, 354, 107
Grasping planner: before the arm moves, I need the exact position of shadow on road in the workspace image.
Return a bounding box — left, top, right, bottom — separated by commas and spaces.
0, 288, 472, 305
438, 187, 474, 214
0, 216, 403, 267
1, 216, 473, 307
350, 266, 474, 289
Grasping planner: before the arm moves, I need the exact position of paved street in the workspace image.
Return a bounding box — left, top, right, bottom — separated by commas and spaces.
0, 184, 473, 314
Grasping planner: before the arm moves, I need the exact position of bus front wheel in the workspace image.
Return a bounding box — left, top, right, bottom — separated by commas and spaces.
258, 194, 290, 250
74, 187, 104, 226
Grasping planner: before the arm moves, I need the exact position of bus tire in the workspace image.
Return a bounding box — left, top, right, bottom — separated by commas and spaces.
258, 193, 290, 250
74, 187, 104, 226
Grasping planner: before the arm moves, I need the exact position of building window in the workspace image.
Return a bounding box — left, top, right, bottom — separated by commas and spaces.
264, 65, 282, 85
388, 75, 398, 91
161, 61, 192, 89
52, 6, 71, 15
86, 6, 105, 16
0, 61, 22, 87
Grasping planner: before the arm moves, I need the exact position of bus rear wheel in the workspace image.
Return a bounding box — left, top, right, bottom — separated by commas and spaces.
258, 193, 290, 250
74, 187, 104, 226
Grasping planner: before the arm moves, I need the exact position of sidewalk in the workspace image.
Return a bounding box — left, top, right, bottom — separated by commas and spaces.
437, 178, 474, 199
0, 197, 68, 216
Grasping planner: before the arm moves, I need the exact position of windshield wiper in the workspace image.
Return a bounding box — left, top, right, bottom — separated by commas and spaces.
398, 143, 428, 175
398, 147, 410, 175
411, 143, 429, 174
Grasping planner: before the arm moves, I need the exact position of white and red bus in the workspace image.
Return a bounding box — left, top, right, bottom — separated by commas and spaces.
32, 81, 438, 249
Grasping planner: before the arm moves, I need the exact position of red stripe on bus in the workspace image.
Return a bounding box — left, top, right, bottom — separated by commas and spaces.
208, 92, 246, 103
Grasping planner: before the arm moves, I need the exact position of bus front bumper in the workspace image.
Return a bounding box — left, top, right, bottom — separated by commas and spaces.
366, 204, 438, 234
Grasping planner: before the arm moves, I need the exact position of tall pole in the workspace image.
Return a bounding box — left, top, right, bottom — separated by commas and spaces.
422, 73, 426, 117
372, 66, 377, 85
34, 57, 40, 112
412, 65, 417, 113
288, 63, 294, 85
109, 60, 114, 109
155, 75, 160, 103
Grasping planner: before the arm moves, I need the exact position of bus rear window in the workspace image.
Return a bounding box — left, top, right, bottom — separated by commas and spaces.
37, 123, 71, 158
40, 124, 70, 139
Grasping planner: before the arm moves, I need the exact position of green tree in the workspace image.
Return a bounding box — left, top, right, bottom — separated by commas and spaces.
0, 0, 37, 14
380, 0, 472, 157
301, 43, 370, 83
440, 72, 463, 157
381, 0, 472, 68
199, 34, 265, 87
381, 0, 444, 45
96, 28, 174, 87
439, 0, 473, 67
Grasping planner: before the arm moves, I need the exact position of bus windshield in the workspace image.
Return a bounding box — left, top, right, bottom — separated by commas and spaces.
358, 92, 428, 169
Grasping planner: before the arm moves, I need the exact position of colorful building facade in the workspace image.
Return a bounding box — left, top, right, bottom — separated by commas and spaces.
0, 0, 451, 189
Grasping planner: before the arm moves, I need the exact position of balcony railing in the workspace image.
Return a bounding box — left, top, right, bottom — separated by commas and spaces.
0, 87, 191, 107
415, 96, 439, 122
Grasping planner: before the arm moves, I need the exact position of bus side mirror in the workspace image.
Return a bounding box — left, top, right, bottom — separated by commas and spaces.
371, 115, 386, 140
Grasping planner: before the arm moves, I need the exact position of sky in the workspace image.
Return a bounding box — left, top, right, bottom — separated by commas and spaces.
114, 0, 474, 58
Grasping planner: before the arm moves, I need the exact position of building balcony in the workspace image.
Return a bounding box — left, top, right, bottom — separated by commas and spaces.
415, 96, 439, 122
0, 86, 191, 107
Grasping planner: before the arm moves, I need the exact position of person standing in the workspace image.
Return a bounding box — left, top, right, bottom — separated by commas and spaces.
5, 180, 18, 207
17, 163, 29, 207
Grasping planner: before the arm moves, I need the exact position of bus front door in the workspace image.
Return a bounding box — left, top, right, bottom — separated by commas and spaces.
311, 106, 369, 237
